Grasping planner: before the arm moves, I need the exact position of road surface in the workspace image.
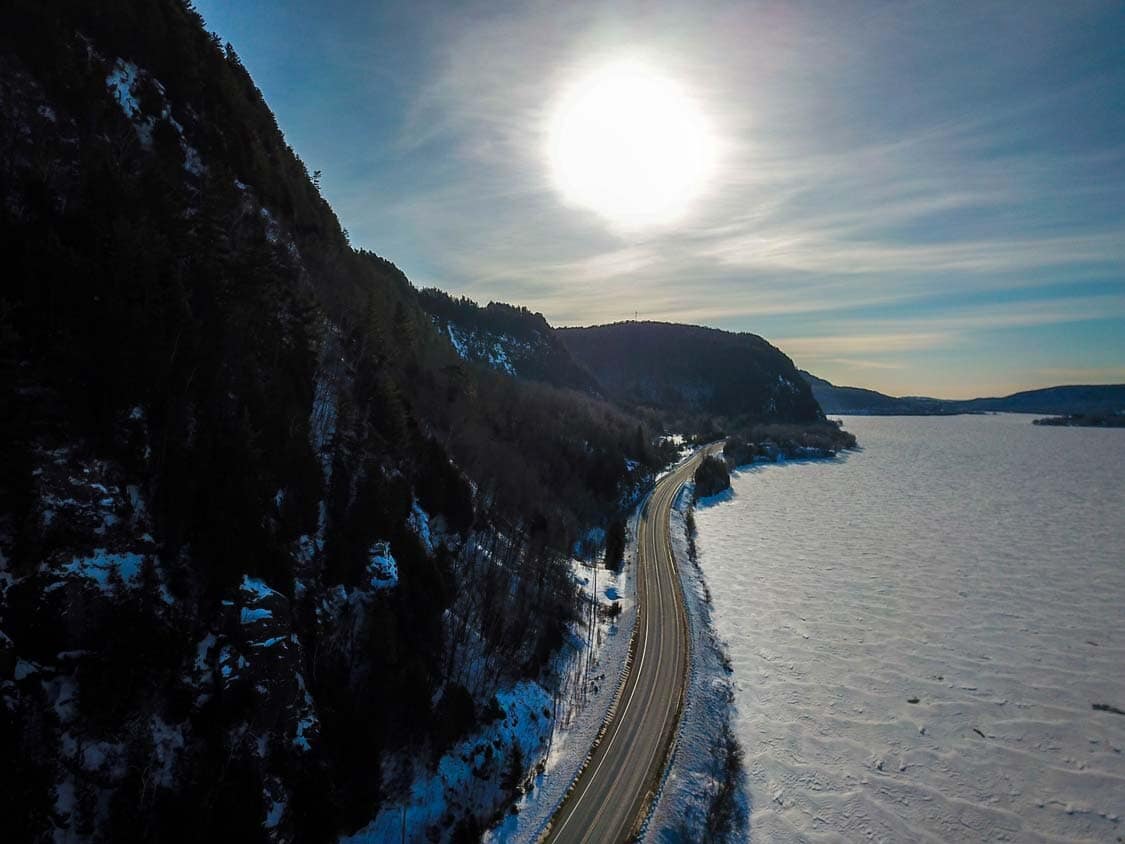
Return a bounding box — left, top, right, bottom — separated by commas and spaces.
543, 449, 709, 843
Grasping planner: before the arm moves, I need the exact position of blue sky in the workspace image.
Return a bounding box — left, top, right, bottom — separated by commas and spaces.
193, 0, 1125, 398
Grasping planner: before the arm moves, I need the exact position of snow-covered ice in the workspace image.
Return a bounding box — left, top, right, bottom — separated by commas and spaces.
693, 414, 1125, 842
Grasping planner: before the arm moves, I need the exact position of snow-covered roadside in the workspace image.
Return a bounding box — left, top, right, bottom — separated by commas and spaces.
343, 503, 646, 842
485, 499, 647, 842
346, 450, 722, 842
644, 482, 749, 843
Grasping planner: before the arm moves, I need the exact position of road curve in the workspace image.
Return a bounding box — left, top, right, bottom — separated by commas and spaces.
543, 449, 710, 843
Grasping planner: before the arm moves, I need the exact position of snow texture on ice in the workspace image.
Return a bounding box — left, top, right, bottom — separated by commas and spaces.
693, 414, 1125, 842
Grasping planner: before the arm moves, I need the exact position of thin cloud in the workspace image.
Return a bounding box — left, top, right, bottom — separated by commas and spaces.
821, 358, 906, 371
348, 0, 1125, 392
777, 332, 953, 357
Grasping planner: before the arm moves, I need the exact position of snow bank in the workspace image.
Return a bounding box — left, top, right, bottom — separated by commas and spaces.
642, 485, 748, 842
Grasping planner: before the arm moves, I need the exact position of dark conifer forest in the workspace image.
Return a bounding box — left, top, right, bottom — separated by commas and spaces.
558, 321, 824, 428
0, 2, 669, 838
0, 2, 844, 839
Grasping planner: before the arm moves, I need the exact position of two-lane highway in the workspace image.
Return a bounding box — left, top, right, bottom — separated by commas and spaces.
543, 449, 711, 843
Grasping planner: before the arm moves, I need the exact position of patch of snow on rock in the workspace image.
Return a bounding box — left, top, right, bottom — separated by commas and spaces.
240, 606, 273, 624
105, 60, 142, 120
59, 549, 144, 592
240, 575, 279, 602
408, 502, 436, 554
367, 541, 398, 590
445, 323, 469, 359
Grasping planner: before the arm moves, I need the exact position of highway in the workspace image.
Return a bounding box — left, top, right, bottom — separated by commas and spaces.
543, 449, 709, 843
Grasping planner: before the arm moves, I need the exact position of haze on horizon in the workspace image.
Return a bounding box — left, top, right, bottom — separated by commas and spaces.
193, 0, 1125, 400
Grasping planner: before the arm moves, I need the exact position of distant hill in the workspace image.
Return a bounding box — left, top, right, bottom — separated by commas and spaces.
802, 372, 1125, 417
800, 371, 959, 415
955, 384, 1125, 416
418, 288, 602, 394
559, 321, 823, 423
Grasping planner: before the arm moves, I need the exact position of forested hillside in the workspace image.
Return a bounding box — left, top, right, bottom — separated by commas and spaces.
418, 288, 603, 395
559, 321, 824, 429
955, 384, 1125, 416
800, 371, 957, 415
0, 2, 662, 839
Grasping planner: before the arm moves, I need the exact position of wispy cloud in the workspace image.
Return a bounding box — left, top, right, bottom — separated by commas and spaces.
777, 331, 952, 357
275, 0, 1125, 394
821, 358, 906, 371
777, 293, 1125, 364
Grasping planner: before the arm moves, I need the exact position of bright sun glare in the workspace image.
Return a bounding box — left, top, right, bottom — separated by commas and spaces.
547, 60, 718, 230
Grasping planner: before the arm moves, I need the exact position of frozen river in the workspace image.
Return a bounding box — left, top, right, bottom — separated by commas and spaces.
693, 414, 1125, 842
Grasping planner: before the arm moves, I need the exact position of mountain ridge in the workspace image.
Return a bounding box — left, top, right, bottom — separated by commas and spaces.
417, 287, 604, 395
802, 371, 1125, 416
559, 320, 824, 427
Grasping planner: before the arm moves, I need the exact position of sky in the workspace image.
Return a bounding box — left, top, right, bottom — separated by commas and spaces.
192, 0, 1125, 398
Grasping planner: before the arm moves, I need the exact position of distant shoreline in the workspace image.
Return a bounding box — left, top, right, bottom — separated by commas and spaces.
1033, 413, 1125, 428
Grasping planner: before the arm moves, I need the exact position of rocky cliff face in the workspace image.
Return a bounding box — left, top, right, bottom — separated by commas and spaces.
419, 288, 603, 395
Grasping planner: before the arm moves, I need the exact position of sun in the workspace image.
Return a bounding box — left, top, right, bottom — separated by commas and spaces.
546, 59, 718, 230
